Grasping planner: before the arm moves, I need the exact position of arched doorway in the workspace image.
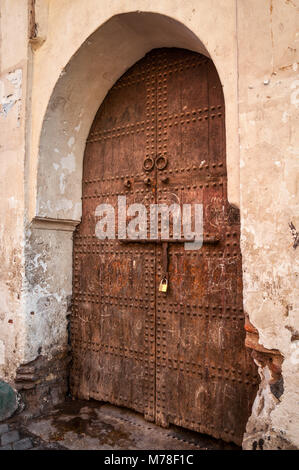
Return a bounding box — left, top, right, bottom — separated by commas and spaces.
70, 48, 258, 446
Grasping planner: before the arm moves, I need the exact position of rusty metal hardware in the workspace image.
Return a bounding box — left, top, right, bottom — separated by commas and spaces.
124, 179, 131, 188
119, 237, 219, 244
155, 155, 168, 170
143, 156, 155, 172
161, 241, 168, 285
120, 238, 218, 292
161, 176, 169, 183
143, 177, 152, 185
159, 277, 168, 293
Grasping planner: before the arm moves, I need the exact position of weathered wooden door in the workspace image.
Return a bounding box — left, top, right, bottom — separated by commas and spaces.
71, 48, 258, 445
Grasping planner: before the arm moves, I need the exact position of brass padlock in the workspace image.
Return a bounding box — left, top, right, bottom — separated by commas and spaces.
159, 277, 168, 293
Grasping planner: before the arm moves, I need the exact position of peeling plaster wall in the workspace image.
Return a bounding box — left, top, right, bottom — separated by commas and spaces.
238, 0, 299, 449
24, 227, 73, 361
0, 0, 298, 448
0, 0, 28, 382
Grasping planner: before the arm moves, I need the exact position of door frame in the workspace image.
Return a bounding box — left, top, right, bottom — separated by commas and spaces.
25, 11, 263, 447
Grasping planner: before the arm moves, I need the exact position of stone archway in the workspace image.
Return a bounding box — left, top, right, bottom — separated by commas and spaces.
33, 12, 240, 224
24, 11, 260, 445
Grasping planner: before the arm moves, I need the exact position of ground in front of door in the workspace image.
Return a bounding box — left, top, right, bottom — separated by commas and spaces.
1, 399, 239, 450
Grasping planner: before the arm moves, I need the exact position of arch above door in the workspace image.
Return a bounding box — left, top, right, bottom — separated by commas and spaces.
32, 11, 240, 227
25, 9, 253, 446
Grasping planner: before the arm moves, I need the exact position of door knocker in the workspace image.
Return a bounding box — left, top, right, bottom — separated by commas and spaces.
143, 156, 155, 172
155, 155, 168, 170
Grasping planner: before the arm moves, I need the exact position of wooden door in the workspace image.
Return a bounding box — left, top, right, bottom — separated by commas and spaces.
71, 48, 259, 445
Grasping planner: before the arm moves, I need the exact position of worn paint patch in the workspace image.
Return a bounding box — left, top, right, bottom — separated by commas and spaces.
24, 228, 73, 362
8, 197, 18, 209
0, 69, 22, 121
290, 80, 299, 107
56, 198, 73, 212
67, 136, 75, 147
73, 202, 81, 220
0, 341, 5, 365
59, 173, 66, 194
61, 153, 75, 172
